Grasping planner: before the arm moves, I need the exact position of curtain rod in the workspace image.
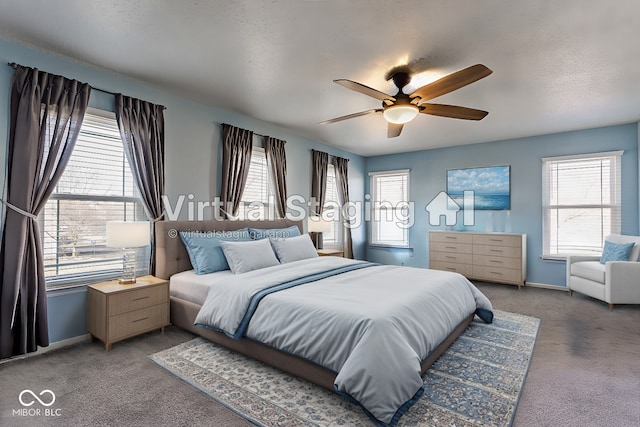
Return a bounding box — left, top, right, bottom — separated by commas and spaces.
8, 62, 166, 110
91, 86, 116, 96
221, 123, 271, 139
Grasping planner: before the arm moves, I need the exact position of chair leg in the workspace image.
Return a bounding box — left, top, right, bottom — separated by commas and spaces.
608, 303, 614, 311
568, 289, 573, 296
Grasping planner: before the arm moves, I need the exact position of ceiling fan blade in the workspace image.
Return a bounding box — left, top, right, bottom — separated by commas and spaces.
334, 79, 396, 102
410, 64, 492, 103
420, 104, 489, 120
388, 123, 404, 138
319, 109, 382, 125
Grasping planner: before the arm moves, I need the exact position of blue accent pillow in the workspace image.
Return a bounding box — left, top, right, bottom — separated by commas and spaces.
179, 228, 251, 274
248, 225, 301, 240
599, 240, 636, 264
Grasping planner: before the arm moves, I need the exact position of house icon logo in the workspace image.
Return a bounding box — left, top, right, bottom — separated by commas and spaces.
426, 191, 475, 227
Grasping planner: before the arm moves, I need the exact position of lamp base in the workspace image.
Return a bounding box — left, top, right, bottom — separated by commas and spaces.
118, 278, 137, 285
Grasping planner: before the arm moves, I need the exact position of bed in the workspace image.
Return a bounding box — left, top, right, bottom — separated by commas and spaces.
155, 219, 493, 426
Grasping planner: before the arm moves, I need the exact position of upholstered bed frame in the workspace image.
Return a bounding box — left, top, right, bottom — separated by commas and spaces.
155, 219, 473, 391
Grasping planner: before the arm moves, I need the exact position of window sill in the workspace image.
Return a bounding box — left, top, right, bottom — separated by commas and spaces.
369, 244, 413, 250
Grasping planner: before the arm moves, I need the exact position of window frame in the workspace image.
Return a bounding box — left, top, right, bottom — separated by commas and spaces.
321, 163, 343, 249
41, 108, 148, 290
541, 150, 623, 260
237, 146, 275, 220
369, 169, 411, 248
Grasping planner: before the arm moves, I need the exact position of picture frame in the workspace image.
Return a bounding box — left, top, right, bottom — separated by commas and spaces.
446, 165, 511, 210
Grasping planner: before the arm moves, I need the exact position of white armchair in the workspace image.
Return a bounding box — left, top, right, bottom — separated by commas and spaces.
566, 234, 640, 310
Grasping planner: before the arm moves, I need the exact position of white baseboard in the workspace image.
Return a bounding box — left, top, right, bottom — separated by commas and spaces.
525, 282, 568, 291
0, 334, 91, 365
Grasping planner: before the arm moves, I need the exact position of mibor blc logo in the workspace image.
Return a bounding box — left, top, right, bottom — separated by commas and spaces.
13, 389, 62, 417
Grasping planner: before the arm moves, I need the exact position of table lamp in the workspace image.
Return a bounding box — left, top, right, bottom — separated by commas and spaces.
307, 216, 332, 249
106, 221, 150, 284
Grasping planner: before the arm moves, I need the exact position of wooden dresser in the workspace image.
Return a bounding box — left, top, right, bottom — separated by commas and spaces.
429, 231, 527, 289
87, 276, 170, 351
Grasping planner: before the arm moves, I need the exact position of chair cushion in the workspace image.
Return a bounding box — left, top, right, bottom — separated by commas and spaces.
600, 240, 636, 264
571, 261, 606, 284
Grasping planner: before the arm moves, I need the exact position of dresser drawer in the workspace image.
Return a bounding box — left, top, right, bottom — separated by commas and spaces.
431, 251, 473, 264
430, 261, 472, 276
473, 244, 522, 258
473, 234, 522, 247
472, 265, 522, 284
430, 232, 474, 244
108, 283, 168, 316
108, 303, 169, 341
473, 254, 521, 269
430, 241, 473, 254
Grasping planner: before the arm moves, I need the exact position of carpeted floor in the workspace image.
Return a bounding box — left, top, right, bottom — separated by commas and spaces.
0, 282, 639, 427
149, 310, 539, 426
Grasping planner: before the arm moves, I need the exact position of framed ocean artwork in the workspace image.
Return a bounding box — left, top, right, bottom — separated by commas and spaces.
447, 165, 511, 210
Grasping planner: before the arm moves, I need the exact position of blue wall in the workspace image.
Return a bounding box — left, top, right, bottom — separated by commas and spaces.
0, 38, 366, 344
365, 124, 639, 286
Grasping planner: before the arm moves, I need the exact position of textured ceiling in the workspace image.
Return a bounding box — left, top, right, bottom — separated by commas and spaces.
0, 0, 639, 156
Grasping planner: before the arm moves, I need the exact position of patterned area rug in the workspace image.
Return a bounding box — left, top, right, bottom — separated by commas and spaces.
150, 310, 539, 426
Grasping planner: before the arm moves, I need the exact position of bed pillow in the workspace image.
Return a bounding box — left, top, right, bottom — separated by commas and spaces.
219, 238, 280, 274
599, 240, 636, 264
179, 228, 251, 274
248, 225, 301, 240
270, 234, 319, 264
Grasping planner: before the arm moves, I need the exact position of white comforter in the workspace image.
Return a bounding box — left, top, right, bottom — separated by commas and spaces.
194, 257, 493, 425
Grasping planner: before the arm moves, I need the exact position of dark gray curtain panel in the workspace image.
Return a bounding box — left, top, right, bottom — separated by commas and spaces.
115, 94, 165, 275
311, 150, 328, 215
0, 64, 90, 359
220, 124, 253, 218
332, 156, 354, 259
264, 137, 287, 218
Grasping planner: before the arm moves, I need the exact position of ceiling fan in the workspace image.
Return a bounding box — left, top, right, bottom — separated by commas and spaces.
319, 64, 493, 138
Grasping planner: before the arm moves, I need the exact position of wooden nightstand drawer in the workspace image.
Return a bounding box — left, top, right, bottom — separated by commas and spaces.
317, 249, 344, 257
109, 284, 167, 316
87, 276, 169, 351
108, 303, 169, 341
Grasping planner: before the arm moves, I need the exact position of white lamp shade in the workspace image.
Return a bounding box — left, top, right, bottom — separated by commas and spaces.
307, 216, 332, 233
106, 221, 150, 248
383, 105, 419, 124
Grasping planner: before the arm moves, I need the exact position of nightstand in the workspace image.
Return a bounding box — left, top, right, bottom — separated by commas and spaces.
87, 275, 169, 351
317, 249, 344, 257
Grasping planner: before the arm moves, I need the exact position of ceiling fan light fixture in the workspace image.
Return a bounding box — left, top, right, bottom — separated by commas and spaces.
383, 105, 419, 124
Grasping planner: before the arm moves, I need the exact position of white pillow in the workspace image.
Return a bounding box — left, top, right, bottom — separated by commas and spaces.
219, 238, 280, 274
269, 234, 319, 263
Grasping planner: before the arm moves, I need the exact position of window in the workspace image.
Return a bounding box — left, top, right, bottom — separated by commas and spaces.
322, 164, 342, 248
542, 151, 622, 258
369, 169, 410, 247
238, 147, 274, 220
41, 109, 148, 288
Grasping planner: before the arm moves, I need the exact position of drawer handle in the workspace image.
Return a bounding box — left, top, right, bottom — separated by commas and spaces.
490, 249, 503, 252
445, 256, 456, 259
132, 296, 150, 302
445, 236, 457, 240
489, 238, 503, 242
132, 317, 149, 323
445, 246, 457, 250
446, 267, 456, 271
490, 271, 503, 275
489, 260, 503, 264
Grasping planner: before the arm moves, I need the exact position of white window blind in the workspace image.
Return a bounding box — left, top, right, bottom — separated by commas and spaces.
542, 151, 623, 258
41, 109, 148, 288
238, 147, 274, 220
369, 169, 410, 247
322, 164, 342, 248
